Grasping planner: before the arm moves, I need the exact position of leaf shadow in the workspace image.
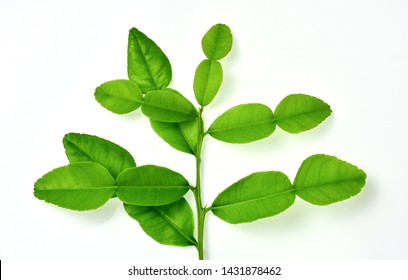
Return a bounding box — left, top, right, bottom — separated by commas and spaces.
53, 198, 122, 226
114, 108, 145, 123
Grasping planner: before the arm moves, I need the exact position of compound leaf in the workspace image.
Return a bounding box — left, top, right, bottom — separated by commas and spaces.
207, 103, 276, 143
211, 171, 295, 224
63, 133, 136, 179
150, 118, 198, 155
34, 162, 116, 211
124, 198, 196, 246
202, 24, 233, 60
116, 165, 190, 206
294, 154, 367, 205
141, 89, 197, 122
94, 79, 143, 114
274, 94, 332, 133
127, 27, 172, 93
194, 59, 223, 106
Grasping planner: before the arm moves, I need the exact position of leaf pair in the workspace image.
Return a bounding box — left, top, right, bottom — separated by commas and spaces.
194, 24, 232, 106
212, 154, 367, 224
34, 133, 135, 210
208, 94, 332, 144
94, 25, 173, 115
34, 133, 190, 210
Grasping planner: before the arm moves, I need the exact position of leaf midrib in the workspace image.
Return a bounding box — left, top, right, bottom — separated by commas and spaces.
144, 100, 195, 118
118, 185, 189, 189
65, 139, 97, 164
100, 91, 143, 103
212, 188, 294, 210
35, 186, 116, 191
134, 31, 159, 89
154, 207, 197, 245
178, 124, 196, 155
295, 177, 366, 192
208, 119, 275, 134
274, 107, 330, 122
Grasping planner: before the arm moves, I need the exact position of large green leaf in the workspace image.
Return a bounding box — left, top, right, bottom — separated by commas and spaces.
63, 133, 136, 179
294, 154, 367, 205
274, 94, 332, 133
202, 24, 233, 60
34, 162, 116, 211
150, 118, 198, 155
141, 89, 197, 122
207, 103, 276, 143
124, 198, 196, 246
94, 79, 143, 114
193, 59, 223, 106
212, 171, 295, 224
116, 165, 190, 206
127, 27, 172, 93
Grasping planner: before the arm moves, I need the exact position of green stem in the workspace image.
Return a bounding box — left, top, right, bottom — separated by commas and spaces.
194, 107, 206, 260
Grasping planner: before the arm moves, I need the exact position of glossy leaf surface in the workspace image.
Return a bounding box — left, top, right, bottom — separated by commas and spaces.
63, 133, 136, 179
142, 89, 197, 122
208, 103, 276, 143
212, 171, 295, 224
294, 154, 367, 205
127, 27, 172, 93
124, 198, 196, 246
116, 165, 190, 206
150, 118, 198, 155
202, 24, 233, 60
194, 59, 223, 106
94, 79, 143, 114
274, 94, 332, 133
34, 162, 116, 211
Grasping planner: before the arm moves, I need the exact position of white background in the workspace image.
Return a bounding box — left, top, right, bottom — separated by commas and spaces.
1, 0, 407, 261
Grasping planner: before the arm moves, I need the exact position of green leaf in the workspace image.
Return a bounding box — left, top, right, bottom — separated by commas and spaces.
127, 27, 172, 93
116, 165, 190, 206
274, 94, 332, 133
294, 154, 367, 205
202, 24, 233, 60
94, 79, 143, 114
150, 118, 198, 155
34, 162, 116, 211
207, 103, 276, 143
63, 133, 136, 179
194, 59, 223, 106
124, 198, 196, 246
141, 89, 197, 122
211, 171, 295, 224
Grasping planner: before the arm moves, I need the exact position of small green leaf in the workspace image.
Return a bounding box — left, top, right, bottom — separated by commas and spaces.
194, 59, 223, 106
208, 103, 276, 143
150, 118, 198, 155
202, 24, 233, 60
294, 154, 367, 205
274, 94, 332, 133
127, 27, 172, 93
124, 198, 196, 246
34, 162, 116, 211
212, 171, 295, 224
63, 133, 136, 179
141, 89, 197, 122
116, 165, 190, 206
94, 79, 143, 114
